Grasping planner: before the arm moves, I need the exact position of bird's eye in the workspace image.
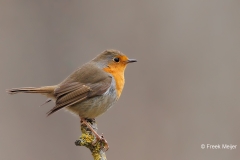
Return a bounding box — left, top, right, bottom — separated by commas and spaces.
113, 57, 120, 62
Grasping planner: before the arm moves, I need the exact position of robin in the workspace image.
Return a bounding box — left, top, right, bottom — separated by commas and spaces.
7, 49, 137, 149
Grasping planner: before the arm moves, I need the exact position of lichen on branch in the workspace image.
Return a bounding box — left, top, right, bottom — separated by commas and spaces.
75, 119, 107, 160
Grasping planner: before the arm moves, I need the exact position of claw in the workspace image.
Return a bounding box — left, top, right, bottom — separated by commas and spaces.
99, 136, 109, 151
80, 118, 109, 151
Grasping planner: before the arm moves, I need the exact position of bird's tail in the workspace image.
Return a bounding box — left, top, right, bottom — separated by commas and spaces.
6, 86, 56, 98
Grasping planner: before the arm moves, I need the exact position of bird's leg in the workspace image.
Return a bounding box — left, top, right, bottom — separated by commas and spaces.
80, 118, 109, 151
81, 118, 100, 139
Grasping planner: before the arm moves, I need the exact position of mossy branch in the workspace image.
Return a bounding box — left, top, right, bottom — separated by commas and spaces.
75, 119, 107, 160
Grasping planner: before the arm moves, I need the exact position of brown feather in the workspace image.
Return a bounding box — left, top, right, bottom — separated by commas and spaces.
46, 67, 112, 116
6, 86, 56, 98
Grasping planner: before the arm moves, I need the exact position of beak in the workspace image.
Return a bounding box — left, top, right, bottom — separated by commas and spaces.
127, 59, 137, 63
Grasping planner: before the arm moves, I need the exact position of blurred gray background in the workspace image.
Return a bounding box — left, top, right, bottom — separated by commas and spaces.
1, 0, 240, 160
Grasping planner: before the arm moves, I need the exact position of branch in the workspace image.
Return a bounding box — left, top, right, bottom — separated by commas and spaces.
75, 119, 107, 160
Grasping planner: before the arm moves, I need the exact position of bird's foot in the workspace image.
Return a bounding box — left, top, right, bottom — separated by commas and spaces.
98, 134, 109, 151
80, 118, 109, 151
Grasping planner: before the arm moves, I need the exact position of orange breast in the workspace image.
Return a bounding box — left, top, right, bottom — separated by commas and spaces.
103, 65, 126, 98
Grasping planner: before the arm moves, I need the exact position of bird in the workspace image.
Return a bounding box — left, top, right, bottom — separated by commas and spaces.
7, 49, 137, 149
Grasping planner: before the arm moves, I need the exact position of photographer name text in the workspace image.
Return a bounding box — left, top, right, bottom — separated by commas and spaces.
201, 144, 237, 150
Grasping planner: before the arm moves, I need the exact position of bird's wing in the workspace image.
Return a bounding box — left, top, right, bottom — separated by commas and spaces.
47, 76, 112, 116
